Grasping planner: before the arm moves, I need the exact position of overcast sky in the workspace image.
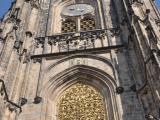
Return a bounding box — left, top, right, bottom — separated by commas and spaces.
0, 0, 160, 18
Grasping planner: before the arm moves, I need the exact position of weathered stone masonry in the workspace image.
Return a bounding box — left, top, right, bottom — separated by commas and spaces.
0, 0, 160, 120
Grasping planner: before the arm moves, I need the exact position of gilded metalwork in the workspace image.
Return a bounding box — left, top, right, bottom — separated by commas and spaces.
57, 83, 107, 120
80, 17, 95, 31
61, 20, 76, 33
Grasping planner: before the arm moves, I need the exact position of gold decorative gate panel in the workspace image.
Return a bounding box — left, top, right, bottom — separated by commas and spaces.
57, 83, 107, 120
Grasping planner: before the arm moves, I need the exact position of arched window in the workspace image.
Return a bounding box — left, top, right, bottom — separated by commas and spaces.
61, 19, 76, 33
80, 17, 95, 31
61, 4, 96, 33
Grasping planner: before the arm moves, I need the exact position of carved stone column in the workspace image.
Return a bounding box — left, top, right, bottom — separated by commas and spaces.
20, 32, 32, 98
36, 37, 47, 97
26, 58, 41, 101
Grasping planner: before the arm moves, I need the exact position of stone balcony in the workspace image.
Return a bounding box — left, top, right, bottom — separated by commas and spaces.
33, 28, 123, 58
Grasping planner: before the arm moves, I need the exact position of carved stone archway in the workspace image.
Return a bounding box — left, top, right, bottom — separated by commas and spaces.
40, 65, 120, 120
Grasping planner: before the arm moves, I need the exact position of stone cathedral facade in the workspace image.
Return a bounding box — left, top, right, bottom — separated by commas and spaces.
0, 0, 160, 120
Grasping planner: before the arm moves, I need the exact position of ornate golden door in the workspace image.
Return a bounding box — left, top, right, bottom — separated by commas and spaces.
57, 83, 107, 120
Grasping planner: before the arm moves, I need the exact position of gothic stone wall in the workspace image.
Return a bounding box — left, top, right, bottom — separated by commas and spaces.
0, 0, 160, 120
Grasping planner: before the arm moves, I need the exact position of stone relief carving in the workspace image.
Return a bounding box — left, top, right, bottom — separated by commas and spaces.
69, 58, 88, 66
47, 28, 119, 52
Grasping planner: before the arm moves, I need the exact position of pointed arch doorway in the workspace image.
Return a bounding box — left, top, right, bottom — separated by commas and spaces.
57, 83, 107, 120
41, 65, 119, 120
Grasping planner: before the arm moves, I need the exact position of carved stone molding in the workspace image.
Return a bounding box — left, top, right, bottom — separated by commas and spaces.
47, 29, 108, 51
